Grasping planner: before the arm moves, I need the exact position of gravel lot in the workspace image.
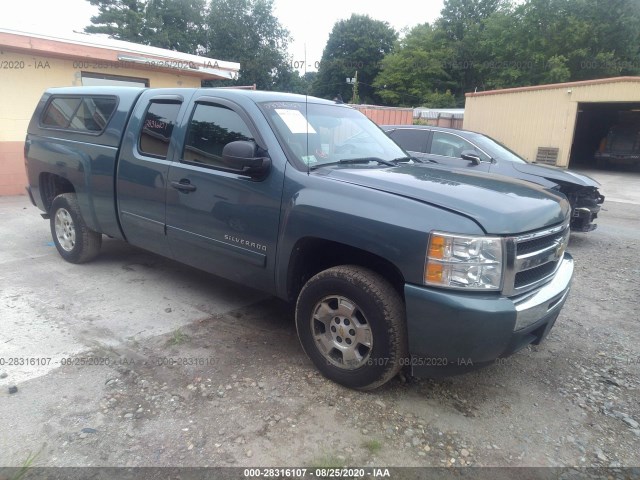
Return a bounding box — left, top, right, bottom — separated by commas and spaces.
1, 183, 639, 471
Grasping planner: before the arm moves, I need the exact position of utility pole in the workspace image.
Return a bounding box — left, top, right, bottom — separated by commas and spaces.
346, 71, 360, 104
350, 70, 360, 104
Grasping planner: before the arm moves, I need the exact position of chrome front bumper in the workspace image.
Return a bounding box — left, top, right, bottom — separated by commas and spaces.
514, 254, 574, 331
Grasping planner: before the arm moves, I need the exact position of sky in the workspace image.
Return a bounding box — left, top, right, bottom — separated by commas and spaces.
273, 0, 445, 72
0, 0, 445, 72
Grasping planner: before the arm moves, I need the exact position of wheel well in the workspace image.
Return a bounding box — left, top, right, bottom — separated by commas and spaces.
287, 238, 405, 303
40, 173, 75, 213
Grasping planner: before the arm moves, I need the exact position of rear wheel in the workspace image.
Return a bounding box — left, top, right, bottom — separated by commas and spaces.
50, 193, 102, 263
295, 265, 407, 390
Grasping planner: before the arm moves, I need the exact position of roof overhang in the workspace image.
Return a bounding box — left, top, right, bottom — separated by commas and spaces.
466, 76, 640, 98
0, 28, 240, 81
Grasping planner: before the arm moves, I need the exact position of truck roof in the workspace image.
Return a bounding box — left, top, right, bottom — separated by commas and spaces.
43, 86, 337, 105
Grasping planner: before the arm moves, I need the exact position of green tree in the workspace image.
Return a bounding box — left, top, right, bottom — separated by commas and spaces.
475, 0, 640, 89
275, 70, 317, 95
373, 24, 456, 107
144, 0, 207, 53
558, 0, 640, 79
85, 0, 148, 43
85, 0, 206, 54
436, 0, 508, 98
471, 8, 530, 89
204, 0, 293, 90
438, 0, 508, 41
312, 14, 397, 103
506, 0, 594, 84
86, 0, 294, 90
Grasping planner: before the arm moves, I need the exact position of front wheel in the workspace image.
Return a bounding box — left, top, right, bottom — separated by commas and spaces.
50, 193, 102, 263
295, 265, 407, 390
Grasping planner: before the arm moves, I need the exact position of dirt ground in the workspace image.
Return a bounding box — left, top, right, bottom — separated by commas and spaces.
1, 191, 639, 472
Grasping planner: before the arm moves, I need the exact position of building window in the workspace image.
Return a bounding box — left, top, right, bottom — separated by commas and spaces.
81, 72, 149, 87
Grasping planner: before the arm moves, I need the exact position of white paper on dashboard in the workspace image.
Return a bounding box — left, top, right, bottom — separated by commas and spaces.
275, 109, 317, 134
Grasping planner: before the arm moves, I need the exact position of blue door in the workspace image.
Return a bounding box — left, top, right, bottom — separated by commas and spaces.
117, 92, 189, 258
165, 96, 284, 292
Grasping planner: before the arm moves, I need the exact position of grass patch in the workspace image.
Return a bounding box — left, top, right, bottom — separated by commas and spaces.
309, 453, 345, 469
362, 439, 383, 455
11, 451, 38, 480
167, 328, 189, 346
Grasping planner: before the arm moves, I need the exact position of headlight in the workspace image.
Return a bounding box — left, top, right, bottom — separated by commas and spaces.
425, 232, 503, 290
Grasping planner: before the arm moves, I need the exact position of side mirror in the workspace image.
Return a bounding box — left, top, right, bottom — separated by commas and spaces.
461, 150, 482, 165
222, 140, 271, 179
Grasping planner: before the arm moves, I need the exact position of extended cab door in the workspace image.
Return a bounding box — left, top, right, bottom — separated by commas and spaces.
165, 95, 284, 291
117, 92, 191, 258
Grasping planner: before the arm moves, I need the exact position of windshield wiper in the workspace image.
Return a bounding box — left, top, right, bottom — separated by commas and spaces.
339, 157, 397, 166
309, 157, 396, 170
391, 156, 428, 164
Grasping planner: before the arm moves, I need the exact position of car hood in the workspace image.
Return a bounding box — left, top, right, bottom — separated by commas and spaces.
323, 164, 570, 234
512, 162, 600, 188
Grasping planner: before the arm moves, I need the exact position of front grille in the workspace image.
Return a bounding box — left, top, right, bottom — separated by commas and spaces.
503, 221, 570, 296
515, 260, 559, 288
517, 235, 558, 256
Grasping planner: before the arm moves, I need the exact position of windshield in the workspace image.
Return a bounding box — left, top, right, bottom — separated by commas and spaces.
259, 101, 407, 169
467, 132, 528, 164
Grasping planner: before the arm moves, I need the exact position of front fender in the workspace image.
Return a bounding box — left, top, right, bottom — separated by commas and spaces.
274, 167, 484, 299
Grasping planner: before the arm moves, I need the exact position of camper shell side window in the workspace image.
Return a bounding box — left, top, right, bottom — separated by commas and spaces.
40, 95, 118, 135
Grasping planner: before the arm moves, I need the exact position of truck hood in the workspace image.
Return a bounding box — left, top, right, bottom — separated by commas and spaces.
512, 162, 600, 188
322, 164, 570, 234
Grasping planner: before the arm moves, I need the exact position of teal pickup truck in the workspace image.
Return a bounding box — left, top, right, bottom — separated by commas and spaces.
25, 87, 574, 389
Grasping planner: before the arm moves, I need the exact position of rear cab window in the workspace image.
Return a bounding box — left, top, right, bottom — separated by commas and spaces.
389, 129, 428, 153
40, 96, 117, 134
139, 102, 182, 159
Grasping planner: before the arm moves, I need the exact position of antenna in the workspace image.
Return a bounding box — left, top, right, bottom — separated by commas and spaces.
305, 42, 309, 175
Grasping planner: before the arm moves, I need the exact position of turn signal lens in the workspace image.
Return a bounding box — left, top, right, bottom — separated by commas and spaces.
428, 235, 446, 259
425, 263, 444, 283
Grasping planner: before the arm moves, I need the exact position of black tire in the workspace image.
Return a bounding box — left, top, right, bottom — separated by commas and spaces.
295, 265, 407, 390
49, 193, 102, 263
